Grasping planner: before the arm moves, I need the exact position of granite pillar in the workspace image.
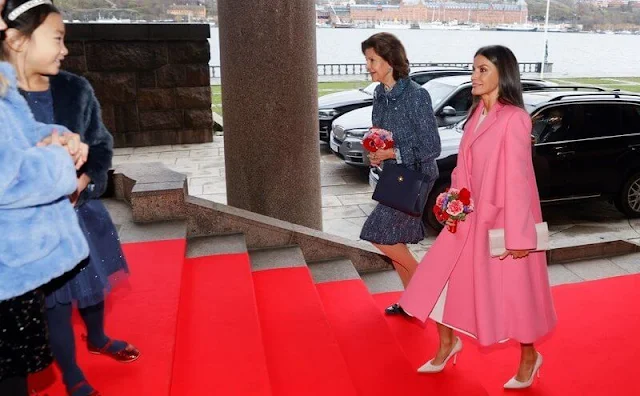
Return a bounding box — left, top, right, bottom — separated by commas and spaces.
218, 0, 322, 230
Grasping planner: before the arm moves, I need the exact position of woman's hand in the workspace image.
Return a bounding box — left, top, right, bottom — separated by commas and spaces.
39, 130, 63, 147
38, 131, 88, 169
69, 174, 91, 206
499, 250, 530, 260
73, 141, 89, 170
368, 148, 395, 166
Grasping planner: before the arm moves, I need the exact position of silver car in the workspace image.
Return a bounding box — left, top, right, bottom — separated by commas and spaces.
318, 67, 472, 141
330, 75, 556, 167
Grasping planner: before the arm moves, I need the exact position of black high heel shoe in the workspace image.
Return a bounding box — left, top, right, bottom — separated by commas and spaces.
385, 303, 407, 316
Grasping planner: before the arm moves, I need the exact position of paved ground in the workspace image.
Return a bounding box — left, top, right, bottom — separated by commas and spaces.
112, 138, 640, 260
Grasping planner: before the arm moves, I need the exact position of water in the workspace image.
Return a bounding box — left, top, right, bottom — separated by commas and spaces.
210, 27, 640, 77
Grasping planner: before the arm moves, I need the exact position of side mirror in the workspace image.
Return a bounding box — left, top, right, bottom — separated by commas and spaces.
440, 106, 456, 117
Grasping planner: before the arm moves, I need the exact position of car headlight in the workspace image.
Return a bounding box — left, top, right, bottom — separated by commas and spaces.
319, 109, 339, 120
345, 128, 369, 138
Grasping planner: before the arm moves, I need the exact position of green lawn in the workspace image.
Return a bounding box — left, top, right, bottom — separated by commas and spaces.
211, 77, 640, 116
550, 77, 640, 93
318, 81, 371, 93
211, 81, 371, 116
211, 85, 223, 115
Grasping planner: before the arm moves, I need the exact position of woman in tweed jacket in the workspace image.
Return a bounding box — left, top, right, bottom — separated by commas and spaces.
359, 33, 441, 315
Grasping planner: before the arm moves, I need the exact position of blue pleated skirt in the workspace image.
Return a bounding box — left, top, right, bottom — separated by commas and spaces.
44, 199, 128, 309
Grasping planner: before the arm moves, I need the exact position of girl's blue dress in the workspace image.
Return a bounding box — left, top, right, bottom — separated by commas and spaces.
22, 89, 128, 309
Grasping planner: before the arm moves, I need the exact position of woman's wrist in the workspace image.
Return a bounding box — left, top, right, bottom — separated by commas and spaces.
394, 148, 402, 163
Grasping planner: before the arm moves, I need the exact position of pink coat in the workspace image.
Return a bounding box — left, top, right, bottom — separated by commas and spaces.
399, 101, 557, 346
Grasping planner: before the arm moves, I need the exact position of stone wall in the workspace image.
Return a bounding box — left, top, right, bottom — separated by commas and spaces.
64, 24, 213, 148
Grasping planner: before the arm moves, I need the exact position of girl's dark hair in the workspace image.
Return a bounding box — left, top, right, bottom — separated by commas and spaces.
470, 45, 524, 114
0, 0, 60, 43
361, 32, 410, 81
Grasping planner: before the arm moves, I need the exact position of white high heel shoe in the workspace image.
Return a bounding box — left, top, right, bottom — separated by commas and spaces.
417, 337, 463, 373
503, 352, 543, 389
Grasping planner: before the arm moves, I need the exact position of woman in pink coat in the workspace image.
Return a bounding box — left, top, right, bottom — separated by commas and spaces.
398, 45, 557, 389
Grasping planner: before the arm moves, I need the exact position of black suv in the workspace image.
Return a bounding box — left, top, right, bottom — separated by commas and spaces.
318, 66, 471, 141
371, 88, 640, 231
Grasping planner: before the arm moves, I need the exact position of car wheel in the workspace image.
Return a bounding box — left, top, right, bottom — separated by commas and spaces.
423, 182, 450, 232
615, 172, 640, 217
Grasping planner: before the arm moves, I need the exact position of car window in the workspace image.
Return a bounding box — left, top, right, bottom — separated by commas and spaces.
362, 82, 379, 95
443, 87, 473, 115
522, 82, 543, 90
621, 104, 640, 135
576, 103, 622, 139
411, 72, 468, 86
534, 104, 625, 143
423, 81, 457, 108
411, 74, 434, 85
531, 105, 570, 143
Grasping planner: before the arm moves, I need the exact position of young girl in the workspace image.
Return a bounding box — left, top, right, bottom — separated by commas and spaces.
2, 1, 139, 395
0, 2, 90, 394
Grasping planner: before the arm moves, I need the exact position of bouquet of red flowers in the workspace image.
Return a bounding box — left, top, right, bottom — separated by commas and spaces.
433, 187, 474, 233
363, 127, 394, 152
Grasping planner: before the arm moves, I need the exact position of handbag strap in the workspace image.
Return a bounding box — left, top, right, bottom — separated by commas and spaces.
411, 146, 421, 171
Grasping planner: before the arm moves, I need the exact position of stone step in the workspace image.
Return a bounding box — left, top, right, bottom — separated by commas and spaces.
307, 258, 360, 284
212, 111, 224, 131
547, 240, 640, 264
186, 233, 247, 258
249, 245, 307, 271
361, 270, 404, 295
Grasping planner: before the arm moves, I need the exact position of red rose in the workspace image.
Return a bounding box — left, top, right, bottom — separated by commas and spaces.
459, 188, 471, 206
362, 135, 378, 152
433, 205, 450, 222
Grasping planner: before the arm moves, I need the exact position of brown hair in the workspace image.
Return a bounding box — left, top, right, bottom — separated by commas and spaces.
361, 32, 410, 81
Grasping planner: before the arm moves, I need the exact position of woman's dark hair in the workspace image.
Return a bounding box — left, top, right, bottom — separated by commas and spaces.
361, 32, 410, 81
0, 0, 60, 43
470, 45, 524, 113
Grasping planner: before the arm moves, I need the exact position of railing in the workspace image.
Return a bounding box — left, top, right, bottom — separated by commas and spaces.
209, 62, 552, 79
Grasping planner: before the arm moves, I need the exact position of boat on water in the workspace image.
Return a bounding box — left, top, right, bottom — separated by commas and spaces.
419, 20, 480, 31
333, 22, 355, 28
496, 23, 538, 32
376, 22, 411, 30
93, 18, 132, 24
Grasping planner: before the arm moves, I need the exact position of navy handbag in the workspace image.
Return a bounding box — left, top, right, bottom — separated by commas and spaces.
372, 161, 431, 217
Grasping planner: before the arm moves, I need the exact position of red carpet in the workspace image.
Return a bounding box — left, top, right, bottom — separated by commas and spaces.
316, 279, 488, 396
28, 235, 640, 396
170, 253, 271, 396
251, 267, 358, 396
375, 274, 640, 395
30, 239, 186, 396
